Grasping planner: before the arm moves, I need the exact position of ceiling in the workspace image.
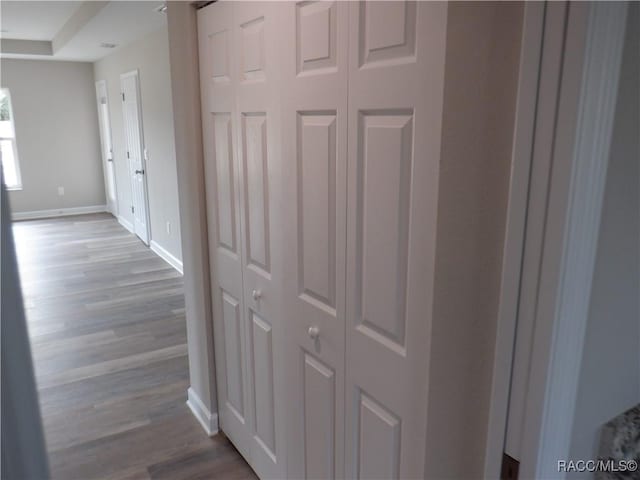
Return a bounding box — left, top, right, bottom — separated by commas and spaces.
0, 1, 80, 41
0, 1, 167, 62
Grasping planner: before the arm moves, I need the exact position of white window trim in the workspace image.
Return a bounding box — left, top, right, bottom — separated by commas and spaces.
0, 89, 23, 191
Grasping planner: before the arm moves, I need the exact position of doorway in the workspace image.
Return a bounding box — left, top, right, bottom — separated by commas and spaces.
95, 80, 118, 215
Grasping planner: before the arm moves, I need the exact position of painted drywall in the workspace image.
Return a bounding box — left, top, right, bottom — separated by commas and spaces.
93, 26, 182, 262
1, 181, 50, 479
425, 3, 524, 478
568, 4, 640, 472
1, 59, 105, 213
166, 2, 217, 414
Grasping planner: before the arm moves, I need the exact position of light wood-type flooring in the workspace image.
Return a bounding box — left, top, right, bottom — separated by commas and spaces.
13, 213, 257, 480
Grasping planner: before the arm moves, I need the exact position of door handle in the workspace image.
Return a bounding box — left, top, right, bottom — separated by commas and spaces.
107, 158, 113, 162
135, 169, 144, 175
252, 289, 262, 301
308, 326, 320, 340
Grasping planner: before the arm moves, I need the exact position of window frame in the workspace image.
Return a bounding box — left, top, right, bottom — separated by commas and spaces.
0, 88, 22, 191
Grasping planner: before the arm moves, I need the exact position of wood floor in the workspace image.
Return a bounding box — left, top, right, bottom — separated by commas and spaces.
14, 213, 257, 480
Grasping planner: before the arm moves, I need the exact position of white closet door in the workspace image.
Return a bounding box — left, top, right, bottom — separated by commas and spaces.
345, 2, 447, 478
198, 3, 286, 478
280, 2, 348, 479
197, 2, 251, 459
234, 2, 287, 478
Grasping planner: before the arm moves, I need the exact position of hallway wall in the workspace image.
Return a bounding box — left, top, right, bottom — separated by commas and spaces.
93, 26, 182, 264
1, 59, 105, 214
426, 3, 524, 477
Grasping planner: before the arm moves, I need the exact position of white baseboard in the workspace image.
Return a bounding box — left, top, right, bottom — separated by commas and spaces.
187, 387, 219, 437
117, 215, 134, 234
150, 240, 183, 274
12, 205, 107, 221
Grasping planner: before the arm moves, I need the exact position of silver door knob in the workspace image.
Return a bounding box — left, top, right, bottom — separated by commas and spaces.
252, 289, 262, 300
308, 326, 320, 340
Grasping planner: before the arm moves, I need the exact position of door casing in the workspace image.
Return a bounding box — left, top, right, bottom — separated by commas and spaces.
485, 2, 629, 478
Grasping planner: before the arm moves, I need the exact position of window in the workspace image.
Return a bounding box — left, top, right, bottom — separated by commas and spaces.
0, 89, 22, 190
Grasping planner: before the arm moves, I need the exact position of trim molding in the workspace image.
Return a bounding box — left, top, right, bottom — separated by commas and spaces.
150, 240, 183, 274
531, 4, 628, 478
12, 205, 107, 221
484, 3, 546, 477
117, 215, 134, 234
186, 387, 218, 437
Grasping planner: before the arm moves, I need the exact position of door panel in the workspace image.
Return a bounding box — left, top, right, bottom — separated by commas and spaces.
250, 311, 276, 456
120, 72, 149, 244
197, 0, 251, 460
212, 113, 237, 253
303, 353, 336, 480
358, 1, 416, 67
200, 3, 287, 478
357, 391, 401, 480
356, 111, 413, 350
298, 112, 337, 310
241, 112, 270, 274
234, 4, 286, 477
345, 2, 447, 478
280, 2, 348, 479
222, 291, 244, 419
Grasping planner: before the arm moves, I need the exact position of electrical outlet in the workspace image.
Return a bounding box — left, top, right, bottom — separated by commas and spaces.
57, 186, 65, 196
166, 221, 171, 235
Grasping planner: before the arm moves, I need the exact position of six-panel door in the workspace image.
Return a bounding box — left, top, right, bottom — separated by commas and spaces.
198, 2, 287, 479
197, 2, 446, 479
280, 2, 349, 479
120, 71, 149, 245
198, 1, 250, 461
344, 2, 447, 478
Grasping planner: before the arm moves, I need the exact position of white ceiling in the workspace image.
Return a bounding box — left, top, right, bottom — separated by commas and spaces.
0, 1, 81, 41
0, 1, 167, 62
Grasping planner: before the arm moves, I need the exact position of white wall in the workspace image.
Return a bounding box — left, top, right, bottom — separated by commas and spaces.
569, 4, 640, 470
166, 2, 218, 414
425, 3, 523, 478
93, 26, 182, 262
1, 181, 50, 479
1, 59, 106, 213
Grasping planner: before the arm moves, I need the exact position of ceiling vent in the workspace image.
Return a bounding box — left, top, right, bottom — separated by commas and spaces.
100, 43, 117, 49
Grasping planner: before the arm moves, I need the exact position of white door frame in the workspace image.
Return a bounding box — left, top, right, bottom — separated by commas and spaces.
483, 3, 546, 476
95, 79, 118, 216
485, 2, 628, 478
120, 69, 151, 244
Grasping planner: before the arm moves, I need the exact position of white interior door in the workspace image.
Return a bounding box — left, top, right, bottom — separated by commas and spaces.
197, 0, 250, 461
198, 3, 287, 478
280, 2, 348, 479
95, 80, 118, 215
120, 71, 150, 244
344, 2, 447, 478
199, 2, 449, 479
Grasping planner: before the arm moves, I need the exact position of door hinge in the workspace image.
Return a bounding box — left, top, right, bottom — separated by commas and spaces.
131, 205, 134, 214
501, 453, 520, 480
121, 92, 125, 102
127, 151, 130, 159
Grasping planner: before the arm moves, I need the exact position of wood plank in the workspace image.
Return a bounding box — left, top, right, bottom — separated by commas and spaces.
14, 213, 256, 480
